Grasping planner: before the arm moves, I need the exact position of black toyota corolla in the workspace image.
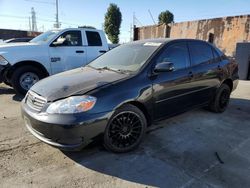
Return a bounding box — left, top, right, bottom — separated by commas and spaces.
21, 39, 239, 153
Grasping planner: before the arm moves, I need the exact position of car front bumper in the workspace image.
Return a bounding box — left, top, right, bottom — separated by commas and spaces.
21, 100, 113, 151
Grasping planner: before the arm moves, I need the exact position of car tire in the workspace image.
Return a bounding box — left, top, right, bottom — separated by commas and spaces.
209, 83, 231, 113
11, 65, 45, 95
103, 104, 147, 153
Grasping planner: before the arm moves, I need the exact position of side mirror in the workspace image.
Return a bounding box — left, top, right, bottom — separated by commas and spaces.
154, 62, 174, 73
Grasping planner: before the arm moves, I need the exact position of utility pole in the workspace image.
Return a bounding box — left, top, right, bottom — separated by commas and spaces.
54, 0, 60, 28
29, 17, 31, 31
31, 7, 38, 31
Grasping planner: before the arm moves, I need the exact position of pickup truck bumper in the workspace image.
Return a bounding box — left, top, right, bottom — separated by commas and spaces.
0, 64, 11, 83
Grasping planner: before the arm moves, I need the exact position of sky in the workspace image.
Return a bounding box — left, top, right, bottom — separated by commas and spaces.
0, 0, 250, 42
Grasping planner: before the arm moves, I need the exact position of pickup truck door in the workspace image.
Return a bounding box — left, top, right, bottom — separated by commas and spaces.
85, 30, 108, 62
49, 30, 87, 75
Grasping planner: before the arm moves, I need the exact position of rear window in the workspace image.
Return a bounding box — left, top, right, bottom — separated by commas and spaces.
86, 31, 102, 46
189, 41, 214, 66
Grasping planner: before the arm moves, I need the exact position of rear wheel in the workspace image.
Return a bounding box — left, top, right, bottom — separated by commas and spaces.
103, 104, 147, 153
11, 66, 45, 95
209, 83, 231, 113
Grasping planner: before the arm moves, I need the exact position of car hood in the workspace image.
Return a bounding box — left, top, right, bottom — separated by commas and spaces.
0, 42, 39, 48
30, 66, 129, 101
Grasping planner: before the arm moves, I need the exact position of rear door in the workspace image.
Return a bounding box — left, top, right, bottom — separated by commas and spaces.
49, 30, 87, 74
152, 41, 194, 119
85, 30, 108, 63
187, 41, 222, 105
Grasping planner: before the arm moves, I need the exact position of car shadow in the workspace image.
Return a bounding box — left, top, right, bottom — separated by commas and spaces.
62, 98, 250, 187
0, 85, 24, 101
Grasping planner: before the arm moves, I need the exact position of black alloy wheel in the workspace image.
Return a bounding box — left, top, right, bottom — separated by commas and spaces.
104, 104, 147, 153
209, 83, 231, 113
219, 89, 230, 109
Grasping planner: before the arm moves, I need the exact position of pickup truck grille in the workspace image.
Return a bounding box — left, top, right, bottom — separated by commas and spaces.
26, 91, 47, 112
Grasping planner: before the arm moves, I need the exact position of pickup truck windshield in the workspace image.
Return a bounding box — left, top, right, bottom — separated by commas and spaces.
30, 30, 59, 44
89, 42, 161, 73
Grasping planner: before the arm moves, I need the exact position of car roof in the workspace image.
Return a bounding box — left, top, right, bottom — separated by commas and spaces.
130, 38, 209, 45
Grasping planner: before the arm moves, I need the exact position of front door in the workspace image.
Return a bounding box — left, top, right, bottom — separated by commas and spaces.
49, 30, 87, 75
152, 41, 194, 120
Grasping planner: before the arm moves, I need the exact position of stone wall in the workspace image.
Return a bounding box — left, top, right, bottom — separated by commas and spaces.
134, 15, 250, 57
133, 24, 170, 41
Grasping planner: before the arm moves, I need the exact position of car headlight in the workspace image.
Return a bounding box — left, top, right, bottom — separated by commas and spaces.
0, 55, 9, 65
46, 95, 97, 114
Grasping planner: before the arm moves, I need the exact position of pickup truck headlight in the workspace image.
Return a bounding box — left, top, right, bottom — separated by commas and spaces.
46, 95, 97, 114
0, 55, 9, 65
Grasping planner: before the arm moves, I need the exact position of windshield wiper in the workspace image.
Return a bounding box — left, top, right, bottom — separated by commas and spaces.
87, 65, 133, 74
116, 69, 133, 74
97, 66, 121, 73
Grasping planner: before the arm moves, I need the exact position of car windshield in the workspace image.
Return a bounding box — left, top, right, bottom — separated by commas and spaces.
30, 30, 59, 44
88, 41, 162, 73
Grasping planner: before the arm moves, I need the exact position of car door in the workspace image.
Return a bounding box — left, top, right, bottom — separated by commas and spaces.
49, 30, 87, 75
187, 41, 222, 105
152, 41, 194, 120
85, 30, 107, 63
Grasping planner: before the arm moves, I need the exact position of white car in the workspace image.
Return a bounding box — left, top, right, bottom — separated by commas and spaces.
0, 27, 109, 94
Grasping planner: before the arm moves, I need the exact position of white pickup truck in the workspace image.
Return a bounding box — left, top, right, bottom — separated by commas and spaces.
0, 27, 109, 94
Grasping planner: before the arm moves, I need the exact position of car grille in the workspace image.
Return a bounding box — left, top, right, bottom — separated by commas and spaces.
26, 91, 47, 112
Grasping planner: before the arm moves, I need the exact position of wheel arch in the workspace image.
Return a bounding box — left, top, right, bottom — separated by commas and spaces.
6, 60, 49, 80
123, 101, 152, 127
222, 78, 233, 92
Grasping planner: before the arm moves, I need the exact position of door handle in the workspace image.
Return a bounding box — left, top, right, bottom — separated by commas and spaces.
189, 71, 194, 78
99, 50, 106, 53
76, 50, 84, 53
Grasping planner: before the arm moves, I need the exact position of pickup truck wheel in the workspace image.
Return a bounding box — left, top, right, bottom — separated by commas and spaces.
3, 80, 12, 87
209, 83, 231, 113
11, 66, 45, 95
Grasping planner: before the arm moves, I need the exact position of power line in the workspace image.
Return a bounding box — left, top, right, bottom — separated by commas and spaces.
25, 0, 55, 5
0, 14, 28, 19
148, 9, 156, 25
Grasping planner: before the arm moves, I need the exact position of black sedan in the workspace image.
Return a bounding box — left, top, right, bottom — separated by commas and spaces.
21, 39, 239, 153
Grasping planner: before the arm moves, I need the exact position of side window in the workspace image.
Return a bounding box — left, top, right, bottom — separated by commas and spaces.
212, 48, 221, 63
189, 41, 214, 66
54, 31, 82, 46
86, 31, 102, 46
156, 42, 190, 70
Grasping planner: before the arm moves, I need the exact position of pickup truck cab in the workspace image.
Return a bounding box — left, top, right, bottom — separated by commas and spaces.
0, 27, 109, 94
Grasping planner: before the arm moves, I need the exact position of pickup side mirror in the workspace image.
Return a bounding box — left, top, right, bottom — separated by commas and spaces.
154, 62, 174, 73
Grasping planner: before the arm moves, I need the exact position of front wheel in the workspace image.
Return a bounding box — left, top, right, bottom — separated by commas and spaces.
11, 66, 45, 95
209, 83, 231, 113
103, 104, 147, 153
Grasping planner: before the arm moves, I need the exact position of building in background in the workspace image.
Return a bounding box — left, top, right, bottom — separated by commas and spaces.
0, 29, 41, 40
134, 15, 250, 57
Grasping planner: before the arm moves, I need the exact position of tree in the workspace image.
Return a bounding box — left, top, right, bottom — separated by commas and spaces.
104, 3, 122, 44
158, 10, 174, 24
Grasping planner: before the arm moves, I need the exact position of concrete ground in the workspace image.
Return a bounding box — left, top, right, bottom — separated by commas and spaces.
0, 81, 250, 188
